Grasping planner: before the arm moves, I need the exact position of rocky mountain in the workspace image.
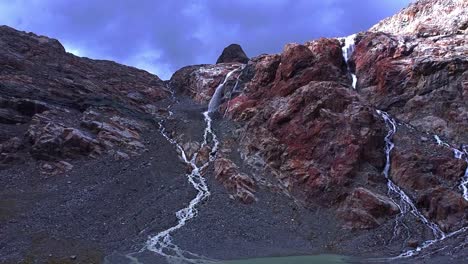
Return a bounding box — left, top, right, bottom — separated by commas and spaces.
0, 0, 467, 263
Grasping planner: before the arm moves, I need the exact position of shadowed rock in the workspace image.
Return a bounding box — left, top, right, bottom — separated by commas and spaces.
216, 44, 249, 64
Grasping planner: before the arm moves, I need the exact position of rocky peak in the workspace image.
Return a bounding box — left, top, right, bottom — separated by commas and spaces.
0, 25, 66, 55
370, 0, 467, 37
216, 43, 249, 64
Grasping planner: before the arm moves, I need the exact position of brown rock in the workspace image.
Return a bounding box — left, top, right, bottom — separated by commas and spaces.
113, 151, 130, 161
338, 187, 399, 229
81, 108, 147, 155
418, 188, 468, 232
271, 38, 346, 97
182, 141, 201, 161
195, 145, 212, 167
389, 126, 468, 232
27, 112, 101, 160
407, 239, 419, 249
354, 30, 468, 142
214, 157, 257, 204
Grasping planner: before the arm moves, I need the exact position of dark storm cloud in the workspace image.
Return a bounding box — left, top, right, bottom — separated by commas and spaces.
0, 0, 411, 79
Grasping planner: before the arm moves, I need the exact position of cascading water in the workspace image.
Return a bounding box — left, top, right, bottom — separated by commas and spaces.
459, 147, 468, 201
128, 67, 242, 264
376, 110, 449, 258
341, 34, 357, 89
223, 69, 244, 117
434, 135, 468, 201
207, 68, 240, 113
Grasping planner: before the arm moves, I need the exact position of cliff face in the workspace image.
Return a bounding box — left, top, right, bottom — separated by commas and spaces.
0, 25, 170, 170
170, 0, 468, 235
0, 0, 467, 263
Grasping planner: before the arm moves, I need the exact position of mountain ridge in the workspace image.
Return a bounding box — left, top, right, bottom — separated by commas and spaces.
0, 0, 467, 263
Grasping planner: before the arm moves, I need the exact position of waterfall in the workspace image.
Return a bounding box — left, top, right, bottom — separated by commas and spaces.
376, 110, 449, 258
374, 112, 468, 259
143, 108, 220, 264
459, 147, 468, 201
207, 68, 239, 113
341, 34, 357, 89
125, 68, 243, 264
223, 69, 244, 118
434, 135, 468, 201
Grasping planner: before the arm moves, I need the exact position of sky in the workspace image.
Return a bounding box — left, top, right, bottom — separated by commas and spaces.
0, 0, 412, 80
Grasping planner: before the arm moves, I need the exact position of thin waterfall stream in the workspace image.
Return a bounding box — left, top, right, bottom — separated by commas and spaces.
376, 110, 468, 259
208, 68, 242, 113
130, 67, 243, 264
434, 135, 468, 201
341, 34, 357, 89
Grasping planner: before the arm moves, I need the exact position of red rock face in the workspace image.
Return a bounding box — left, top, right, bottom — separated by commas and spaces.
164, 33, 381, 230
390, 127, 468, 232
216, 39, 386, 212
270, 39, 347, 97
353, 31, 468, 143
347, 9, 467, 231
232, 80, 386, 208
173, 36, 390, 226
171, 0, 468, 232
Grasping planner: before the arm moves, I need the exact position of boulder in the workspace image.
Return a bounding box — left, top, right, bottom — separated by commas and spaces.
338, 187, 399, 229
40, 160, 74, 175
27, 111, 102, 160
214, 157, 257, 204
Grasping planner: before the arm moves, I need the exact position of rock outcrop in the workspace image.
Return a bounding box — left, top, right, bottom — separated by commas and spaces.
390, 126, 468, 231
338, 187, 399, 229
214, 157, 257, 204
216, 44, 249, 64
353, 32, 468, 143
170, 63, 243, 103
370, 0, 467, 36
0, 25, 168, 171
